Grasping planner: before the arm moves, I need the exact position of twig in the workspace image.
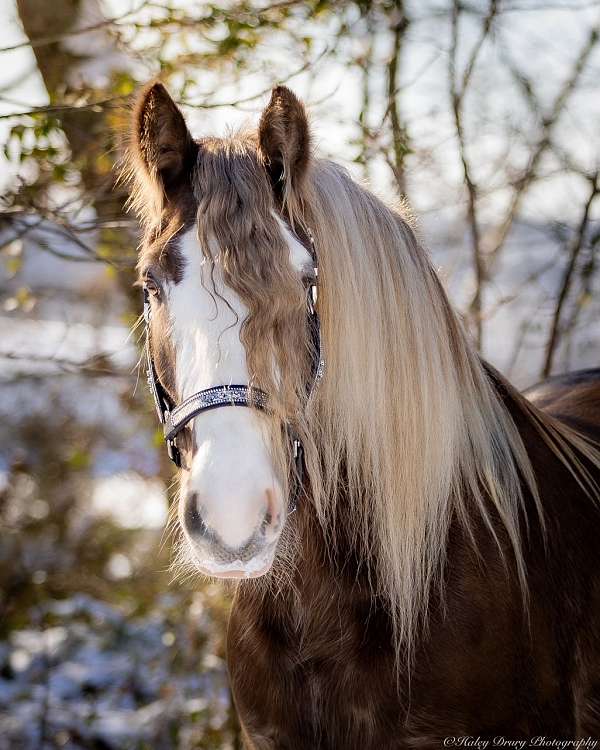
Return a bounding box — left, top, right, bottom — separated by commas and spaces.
499, 0, 600, 11
0, 96, 127, 121
0, 43, 329, 122
178, 44, 331, 111
449, 0, 498, 349
0, 2, 148, 54
357, 11, 375, 182
386, 4, 411, 197
0, 350, 131, 377
487, 23, 600, 262
542, 171, 600, 377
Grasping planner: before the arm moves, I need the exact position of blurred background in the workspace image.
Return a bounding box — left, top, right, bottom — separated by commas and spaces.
0, 0, 598, 747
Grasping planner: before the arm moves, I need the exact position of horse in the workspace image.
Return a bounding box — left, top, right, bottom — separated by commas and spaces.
122, 81, 600, 747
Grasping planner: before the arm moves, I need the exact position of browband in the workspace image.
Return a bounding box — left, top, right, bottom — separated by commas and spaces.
163, 385, 269, 442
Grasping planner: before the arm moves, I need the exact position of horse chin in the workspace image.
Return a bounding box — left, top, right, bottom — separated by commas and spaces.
194, 550, 275, 580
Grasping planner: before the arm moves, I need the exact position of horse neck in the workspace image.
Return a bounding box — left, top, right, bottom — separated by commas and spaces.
289, 366, 534, 596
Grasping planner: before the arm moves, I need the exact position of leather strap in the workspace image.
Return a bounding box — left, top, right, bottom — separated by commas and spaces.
163, 385, 268, 442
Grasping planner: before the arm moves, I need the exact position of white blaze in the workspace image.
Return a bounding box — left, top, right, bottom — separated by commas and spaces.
167, 222, 311, 574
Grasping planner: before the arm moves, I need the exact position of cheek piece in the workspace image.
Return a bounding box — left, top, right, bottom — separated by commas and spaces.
143, 228, 325, 513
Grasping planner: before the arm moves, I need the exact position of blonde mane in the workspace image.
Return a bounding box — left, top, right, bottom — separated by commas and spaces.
288, 158, 600, 655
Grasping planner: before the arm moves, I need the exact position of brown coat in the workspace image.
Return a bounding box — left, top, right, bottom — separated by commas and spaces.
228, 370, 600, 747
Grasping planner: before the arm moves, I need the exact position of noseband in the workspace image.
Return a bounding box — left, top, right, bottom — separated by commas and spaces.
143, 228, 324, 512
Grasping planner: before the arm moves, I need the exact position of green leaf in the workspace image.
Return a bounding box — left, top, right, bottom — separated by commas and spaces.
67, 449, 91, 471
5, 256, 23, 277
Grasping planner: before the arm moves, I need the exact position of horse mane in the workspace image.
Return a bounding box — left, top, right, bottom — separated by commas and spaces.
295, 158, 600, 657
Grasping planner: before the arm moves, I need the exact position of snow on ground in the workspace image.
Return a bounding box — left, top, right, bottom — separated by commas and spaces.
0, 593, 234, 750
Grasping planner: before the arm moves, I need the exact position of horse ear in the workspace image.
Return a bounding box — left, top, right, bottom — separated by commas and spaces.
258, 86, 311, 203
130, 81, 197, 201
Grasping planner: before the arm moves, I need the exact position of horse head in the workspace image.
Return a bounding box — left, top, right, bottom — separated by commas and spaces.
126, 82, 319, 579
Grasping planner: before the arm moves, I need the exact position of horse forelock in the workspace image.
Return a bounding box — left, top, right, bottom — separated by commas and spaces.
192, 135, 312, 422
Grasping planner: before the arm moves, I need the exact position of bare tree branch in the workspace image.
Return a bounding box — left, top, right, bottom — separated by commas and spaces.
542, 170, 600, 377
0, 350, 132, 378
499, 0, 600, 12
0, 96, 127, 120
486, 22, 600, 262
461, 0, 498, 92
449, 0, 498, 349
0, 2, 148, 54
356, 11, 375, 183
0, 43, 330, 122
179, 44, 331, 111
386, 3, 410, 197
1, 215, 135, 268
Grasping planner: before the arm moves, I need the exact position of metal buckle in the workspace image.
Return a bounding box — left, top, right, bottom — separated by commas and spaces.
166, 437, 181, 467
288, 437, 304, 514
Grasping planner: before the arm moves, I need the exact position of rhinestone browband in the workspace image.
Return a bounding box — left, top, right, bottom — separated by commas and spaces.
163, 385, 269, 442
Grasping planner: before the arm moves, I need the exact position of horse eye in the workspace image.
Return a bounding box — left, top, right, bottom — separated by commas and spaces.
144, 275, 161, 299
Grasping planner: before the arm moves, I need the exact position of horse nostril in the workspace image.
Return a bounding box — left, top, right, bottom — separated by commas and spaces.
261, 488, 281, 537
184, 491, 209, 538
261, 508, 273, 534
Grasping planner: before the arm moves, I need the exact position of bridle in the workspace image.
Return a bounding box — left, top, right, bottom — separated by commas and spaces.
143, 227, 324, 512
